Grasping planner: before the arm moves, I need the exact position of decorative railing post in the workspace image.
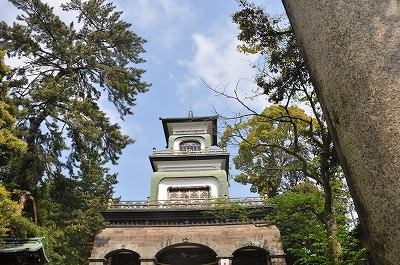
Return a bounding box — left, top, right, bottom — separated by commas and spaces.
105, 196, 270, 210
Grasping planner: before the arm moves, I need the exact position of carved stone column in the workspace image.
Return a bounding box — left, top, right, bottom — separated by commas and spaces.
139, 257, 156, 265
270, 255, 286, 265
218, 256, 232, 265
88, 258, 107, 265
281, 1, 400, 264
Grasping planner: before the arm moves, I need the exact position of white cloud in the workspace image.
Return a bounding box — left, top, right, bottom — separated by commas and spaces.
179, 21, 269, 116
118, 0, 195, 48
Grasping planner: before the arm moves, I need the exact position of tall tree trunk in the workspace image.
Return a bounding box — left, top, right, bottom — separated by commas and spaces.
325, 209, 342, 265
323, 177, 343, 265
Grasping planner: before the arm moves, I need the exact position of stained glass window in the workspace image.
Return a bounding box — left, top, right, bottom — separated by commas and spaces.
179, 140, 201, 151
167, 187, 210, 201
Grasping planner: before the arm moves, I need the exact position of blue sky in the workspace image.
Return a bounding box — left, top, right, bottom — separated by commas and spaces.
0, 0, 285, 200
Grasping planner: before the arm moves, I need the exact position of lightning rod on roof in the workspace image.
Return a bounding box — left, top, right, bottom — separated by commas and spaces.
188, 80, 193, 117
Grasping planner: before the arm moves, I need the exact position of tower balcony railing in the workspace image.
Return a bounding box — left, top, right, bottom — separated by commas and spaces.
106, 196, 270, 210
152, 147, 227, 156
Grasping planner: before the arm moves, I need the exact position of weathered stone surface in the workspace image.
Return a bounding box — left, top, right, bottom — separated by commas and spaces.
89, 224, 285, 264
281, 1, 400, 264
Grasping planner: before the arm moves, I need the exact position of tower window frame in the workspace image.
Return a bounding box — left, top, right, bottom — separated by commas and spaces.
167, 186, 211, 201
179, 140, 202, 152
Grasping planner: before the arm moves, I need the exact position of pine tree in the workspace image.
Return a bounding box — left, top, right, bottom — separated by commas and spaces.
0, 1, 149, 263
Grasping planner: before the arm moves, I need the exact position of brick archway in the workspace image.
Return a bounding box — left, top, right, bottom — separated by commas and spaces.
89, 225, 286, 265
105, 249, 140, 265
233, 246, 271, 265
155, 243, 217, 265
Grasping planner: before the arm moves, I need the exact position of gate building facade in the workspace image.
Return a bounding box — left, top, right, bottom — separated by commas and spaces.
89, 115, 286, 265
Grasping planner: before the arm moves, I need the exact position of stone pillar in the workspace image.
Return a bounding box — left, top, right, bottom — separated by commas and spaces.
88, 258, 107, 265
281, 1, 400, 264
139, 257, 156, 265
270, 255, 286, 265
218, 257, 232, 265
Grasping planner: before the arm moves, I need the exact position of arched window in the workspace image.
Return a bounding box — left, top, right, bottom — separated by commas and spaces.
105, 250, 140, 265
232, 247, 271, 265
179, 140, 201, 151
156, 243, 217, 265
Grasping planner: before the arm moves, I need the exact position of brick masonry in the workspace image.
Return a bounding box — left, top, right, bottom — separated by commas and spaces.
89, 224, 286, 265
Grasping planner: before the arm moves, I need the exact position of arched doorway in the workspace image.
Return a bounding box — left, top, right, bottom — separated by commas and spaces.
105, 249, 140, 265
232, 246, 271, 265
155, 243, 217, 265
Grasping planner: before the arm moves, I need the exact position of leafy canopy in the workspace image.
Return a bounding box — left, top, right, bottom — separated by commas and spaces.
0, 50, 27, 167
0, 1, 150, 264
0, 0, 150, 189
221, 105, 317, 197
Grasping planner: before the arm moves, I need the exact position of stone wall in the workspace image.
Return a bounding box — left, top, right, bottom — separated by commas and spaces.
89, 224, 286, 265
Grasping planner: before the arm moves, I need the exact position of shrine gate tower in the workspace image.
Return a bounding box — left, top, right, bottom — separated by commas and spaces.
89, 115, 286, 265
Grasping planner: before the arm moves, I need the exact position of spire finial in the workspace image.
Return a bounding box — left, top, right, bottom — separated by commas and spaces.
188, 80, 193, 117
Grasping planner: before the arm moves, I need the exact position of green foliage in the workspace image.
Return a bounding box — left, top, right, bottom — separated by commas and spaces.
0, 0, 149, 190
0, 183, 18, 236
0, 0, 149, 263
222, 105, 317, 197
233, 0, 309, 104
266, 183, 329, 264
43, 198, 106, 264
0, 183, 42, 238
202, 197, 259, 223
0, 50, 27, 168
266, 183, 367, 265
